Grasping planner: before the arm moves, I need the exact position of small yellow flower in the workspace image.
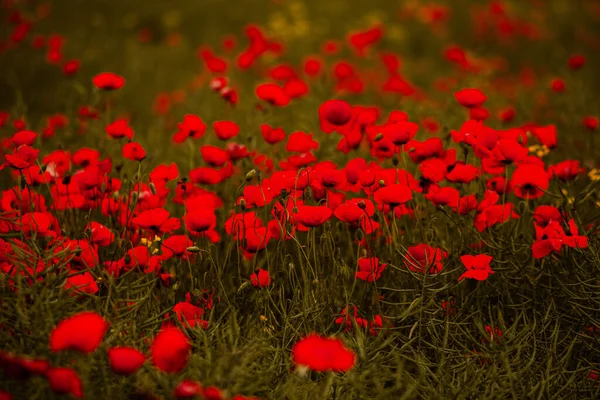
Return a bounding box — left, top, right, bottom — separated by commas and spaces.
589, 168, 600, 181
260, 315, 268, 322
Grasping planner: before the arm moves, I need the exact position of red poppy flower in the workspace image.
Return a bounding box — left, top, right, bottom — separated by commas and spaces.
530, 125, 557, 149
201, 145, 229, 167
173, 302, 207, 329
404, 244, 447, 274
511, 164, 549, 199
260, 124, 285, 145
446, 163, 479, 184
382, 121, 418, 146
173, 114, 207, 143
583, 116, 598, 131
548, 160, 583, 181
319, 100, 352, 127
174, 380, 203, 399
185, 208, 216, 235
454, 88, 486, 108
150, 326, 191, 373
10, 130, 37, 146
250, 268, 272, 288
213, 120, 239, 140
531, 220, 566, 259
65, 272, 98, 295
107, 347, 146, 375
256, 83, 290, 106
46, 367, 83, 398
356, 257, 387, 282
568, 54, 586, 70
92, 72, 125, 90
374, 184, 413, 207
334, 198, 375, 224
348, 25, 382, 56
122, 142, 146, 161
286, 131, 319, 153
50, 311, 108, 354
85, 221, 114, 246
292, 334, 355, 372
5, 145, 39, 169
293, 205, 332, 228
458, 254, 494, 282
133, 208, 180, 233
106, 119, 134, 140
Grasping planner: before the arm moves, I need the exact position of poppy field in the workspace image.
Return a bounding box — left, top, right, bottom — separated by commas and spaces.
1, 0, 600, 398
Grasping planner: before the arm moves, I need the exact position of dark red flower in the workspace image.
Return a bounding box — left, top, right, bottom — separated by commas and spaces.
150, 326, 191, 373
201, 145, 229, 167
173, 302, 207, 329
107, 347, 146, 375
92, 72, 125, 90
548, 160, 582, 181
174, 380, 203, 399
319, 100, 352, 127
46, 367, 83, 398
568, 54, 586, 70
250, 268, 272, 288
185, 208, 216, 235
50, 312, 108, 354
404, 244, 447, 274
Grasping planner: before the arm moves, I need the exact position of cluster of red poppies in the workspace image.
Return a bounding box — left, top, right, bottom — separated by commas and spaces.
1, 0, 600, 398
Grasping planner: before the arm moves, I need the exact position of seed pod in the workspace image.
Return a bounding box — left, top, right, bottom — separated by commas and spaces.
357, 200, 366, 209
149, 182, 157, 195
240, 198, 247, 211
355, 228, 365, 241
378, 180, 385, 187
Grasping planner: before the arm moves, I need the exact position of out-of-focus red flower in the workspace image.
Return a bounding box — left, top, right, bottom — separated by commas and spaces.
250, 268, 272, 288
107, 347, 146, 375
458, 254, 494, 282
92, 72, 125, 90
291, 334, 355, 372
150, 326, 191, 373
49, 312, 108, 354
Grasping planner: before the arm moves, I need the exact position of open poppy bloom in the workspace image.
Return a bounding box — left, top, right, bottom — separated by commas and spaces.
404, 244, 447, 274
510, 164, 549, 199
454, 88, 487, 108
250, 268, 272, 288
458, 254, 494, 282
291, 334, 355, 372
46, 367, 83, 398
355, 257, 387, 282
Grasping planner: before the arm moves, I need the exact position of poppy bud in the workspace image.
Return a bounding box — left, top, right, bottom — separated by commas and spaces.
392, 155, 399, 167
112, 192, 120, 200
186, 246, 201, 253
374, 133, 384, 142
240, 198, 247, 210
131, 192, 138, 202
245, 169, 256, 182
355, 228, 365, 241
357, 200, 366, 210
304, 187, 312, 200
149, 182, 157, 195
378, 180, 385, 187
